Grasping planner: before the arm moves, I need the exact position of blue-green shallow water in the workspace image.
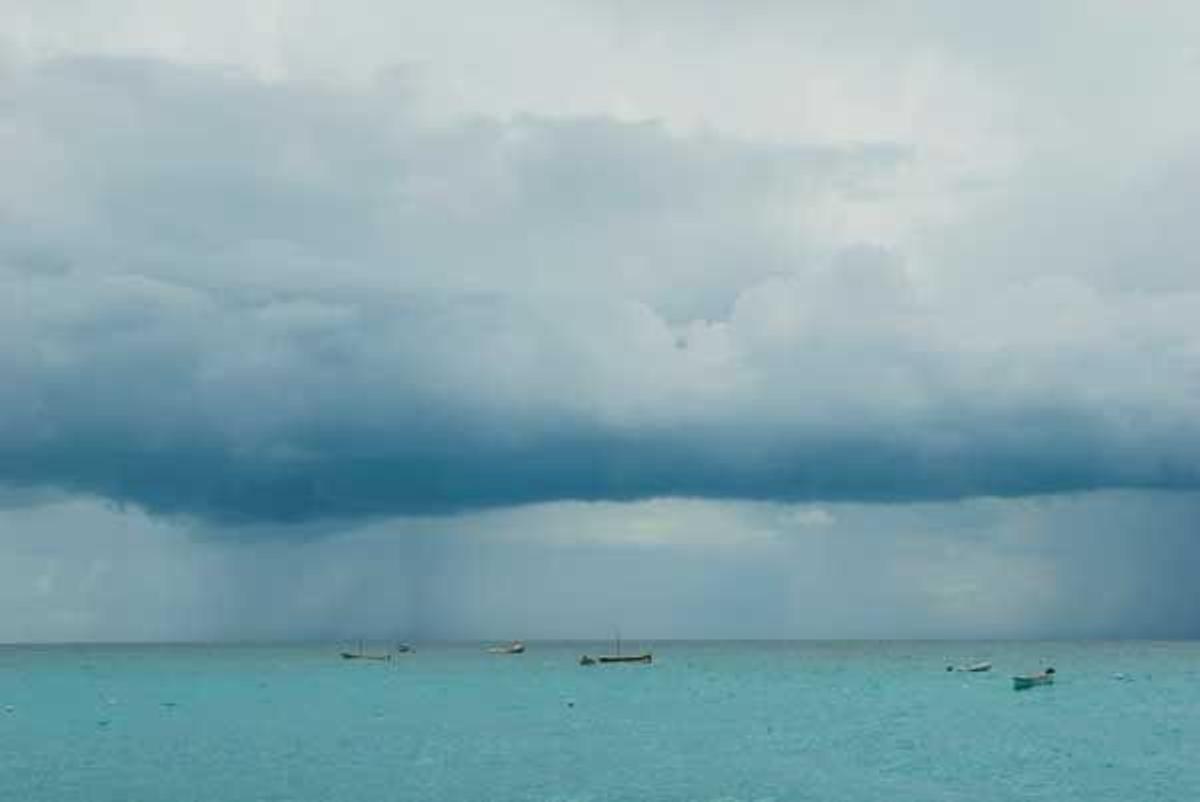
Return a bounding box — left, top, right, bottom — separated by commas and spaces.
2, 641, 1198, 801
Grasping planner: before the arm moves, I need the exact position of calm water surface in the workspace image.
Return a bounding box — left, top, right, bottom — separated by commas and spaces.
2, 641, 1198, 801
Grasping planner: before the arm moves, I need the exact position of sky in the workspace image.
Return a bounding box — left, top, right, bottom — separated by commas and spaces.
1, 1, 1199, 641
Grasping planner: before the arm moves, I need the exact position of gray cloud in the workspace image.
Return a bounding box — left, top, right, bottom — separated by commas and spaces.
2, 55, 1200, 522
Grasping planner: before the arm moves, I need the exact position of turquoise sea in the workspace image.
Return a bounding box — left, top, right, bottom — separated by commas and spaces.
2, 641, 1198, 801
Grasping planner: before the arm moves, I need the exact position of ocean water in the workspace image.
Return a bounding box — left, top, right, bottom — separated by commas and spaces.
2, 641, 1198, 801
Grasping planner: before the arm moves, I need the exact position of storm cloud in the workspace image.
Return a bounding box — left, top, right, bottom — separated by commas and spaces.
3, 1, 1200, 641
2, 46, 1199, 523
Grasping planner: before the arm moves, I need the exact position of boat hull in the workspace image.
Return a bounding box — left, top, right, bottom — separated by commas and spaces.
596, 654, 652, 664
341, 652, 391, 661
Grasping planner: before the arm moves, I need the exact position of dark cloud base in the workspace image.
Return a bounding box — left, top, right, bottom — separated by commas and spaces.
4, 412, 1197, 523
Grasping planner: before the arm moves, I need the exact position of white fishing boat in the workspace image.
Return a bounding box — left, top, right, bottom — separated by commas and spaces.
1013, 667, 1055, 690
947, 661, 992, 673
487, 641, 526, 655
340, 640, 392, 661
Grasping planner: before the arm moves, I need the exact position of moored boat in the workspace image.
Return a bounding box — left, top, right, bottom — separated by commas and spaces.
340, 641, 392, 661
1013, 667, 1055, 690
341, 652, 390, 661
487, 641, 526, 655
947, 661, 992, 673
580, 629, 652, 666
597, 653, 652, 664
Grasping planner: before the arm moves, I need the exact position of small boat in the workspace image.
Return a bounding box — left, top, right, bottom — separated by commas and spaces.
341, 652, 390, 661
598, 653, 652, 664
947, 661, 992, 673
340, 640, 392, 661
395, 643, 414, 654
1013, 667, 1055, 690
487, 641, 526, 655
580, 629, 651, 666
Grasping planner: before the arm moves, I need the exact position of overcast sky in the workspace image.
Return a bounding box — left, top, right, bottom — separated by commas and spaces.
2, 1, 1199, 640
